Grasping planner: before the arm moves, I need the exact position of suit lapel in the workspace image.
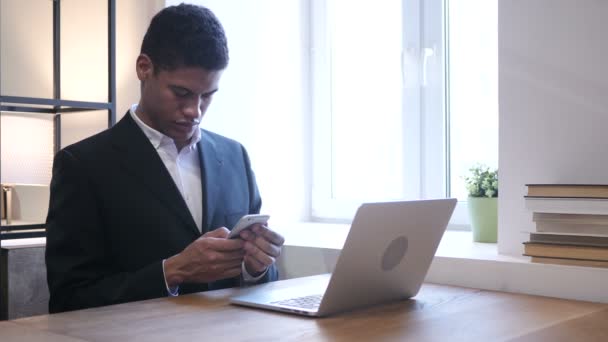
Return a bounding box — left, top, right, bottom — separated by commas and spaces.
199, 131, 223, 232
110, 113, 200, 237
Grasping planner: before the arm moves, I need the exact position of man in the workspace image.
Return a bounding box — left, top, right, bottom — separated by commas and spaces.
45, 3, 284, 313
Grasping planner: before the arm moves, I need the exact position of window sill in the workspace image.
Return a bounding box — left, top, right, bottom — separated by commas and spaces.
275, 221, 522, 262
274, 221, 608, 303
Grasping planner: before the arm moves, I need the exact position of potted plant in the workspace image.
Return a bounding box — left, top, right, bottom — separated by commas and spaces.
464, 165, 498, 243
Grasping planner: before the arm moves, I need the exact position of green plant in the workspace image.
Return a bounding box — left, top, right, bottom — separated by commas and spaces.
464, 164, 498, 198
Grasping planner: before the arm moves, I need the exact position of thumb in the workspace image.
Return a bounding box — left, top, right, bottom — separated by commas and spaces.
203, 226, 230, 239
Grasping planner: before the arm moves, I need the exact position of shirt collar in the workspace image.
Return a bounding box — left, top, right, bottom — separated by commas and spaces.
129, 104, 201, 151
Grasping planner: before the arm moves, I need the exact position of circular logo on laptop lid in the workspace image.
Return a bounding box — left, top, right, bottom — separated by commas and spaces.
381, 236, 408, 271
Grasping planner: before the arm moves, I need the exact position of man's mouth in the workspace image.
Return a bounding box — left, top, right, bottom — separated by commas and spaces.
173, 120, 199, 133
176, 118, 200, 124
175, 119, 200, 127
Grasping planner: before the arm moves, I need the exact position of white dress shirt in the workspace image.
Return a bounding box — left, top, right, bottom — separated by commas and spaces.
129, 105, 265, 296
130, 105, 203, 232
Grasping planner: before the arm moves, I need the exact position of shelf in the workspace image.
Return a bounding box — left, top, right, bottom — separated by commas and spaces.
0, 237, 45, 249
0, 220, 46, 240
0, 229, 46, 240
0, 220, 45, 240
1, 219, 45, 229
1, 1, 115, 247
0, 95, 112, 114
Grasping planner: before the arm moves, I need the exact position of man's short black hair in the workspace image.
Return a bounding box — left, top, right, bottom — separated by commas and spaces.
141, 3, 229, 72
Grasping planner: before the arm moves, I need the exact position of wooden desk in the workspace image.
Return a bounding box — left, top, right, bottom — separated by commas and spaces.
2, 274, 607, 341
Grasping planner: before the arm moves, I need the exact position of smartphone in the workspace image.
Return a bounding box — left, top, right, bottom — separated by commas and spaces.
228, 214, 270, 239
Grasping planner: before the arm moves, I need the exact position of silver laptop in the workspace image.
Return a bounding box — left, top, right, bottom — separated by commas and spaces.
230, 198, 457, 317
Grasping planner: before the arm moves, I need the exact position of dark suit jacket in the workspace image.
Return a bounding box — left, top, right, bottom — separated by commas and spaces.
45, 112, 277, 313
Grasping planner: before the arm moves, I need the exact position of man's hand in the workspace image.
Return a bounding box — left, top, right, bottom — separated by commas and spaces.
239, 224, 285, 276
164, 227, 245, 287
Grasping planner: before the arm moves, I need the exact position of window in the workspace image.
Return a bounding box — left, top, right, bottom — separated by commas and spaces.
447, 0, 498, 201
311, 0, 498, 225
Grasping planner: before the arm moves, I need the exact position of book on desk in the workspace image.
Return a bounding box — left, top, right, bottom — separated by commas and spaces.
525, 184, 608, 199
523, 184, 608, 268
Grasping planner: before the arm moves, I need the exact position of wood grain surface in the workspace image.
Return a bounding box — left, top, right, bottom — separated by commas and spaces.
2, 274, 607, 341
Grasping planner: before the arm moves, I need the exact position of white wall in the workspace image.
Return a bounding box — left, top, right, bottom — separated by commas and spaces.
1, 0, 163, 157
61, 0, 164, 146
499, 0, 608, 255
165, 0, 312, 223
1, 1, 55, 184
116, 0, 165, 120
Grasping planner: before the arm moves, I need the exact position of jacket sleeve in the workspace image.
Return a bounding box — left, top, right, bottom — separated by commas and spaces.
45, 149, 168, 313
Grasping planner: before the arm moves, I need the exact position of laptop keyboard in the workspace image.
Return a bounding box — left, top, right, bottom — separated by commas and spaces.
271, 294, 323, 310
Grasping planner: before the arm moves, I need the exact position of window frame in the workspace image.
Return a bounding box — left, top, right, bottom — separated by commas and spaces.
310, 0, 470, 226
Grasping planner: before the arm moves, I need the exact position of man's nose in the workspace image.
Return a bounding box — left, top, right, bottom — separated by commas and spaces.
182, 98, 202, 119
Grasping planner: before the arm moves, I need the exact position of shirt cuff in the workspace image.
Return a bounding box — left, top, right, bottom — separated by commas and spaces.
241, 261, 268, 283
162, 259, 180, 296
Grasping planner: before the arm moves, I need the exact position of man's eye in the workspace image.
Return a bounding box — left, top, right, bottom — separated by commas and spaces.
172, 88, 189, 97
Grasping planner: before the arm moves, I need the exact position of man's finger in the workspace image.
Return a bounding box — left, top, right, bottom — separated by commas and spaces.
197, 236, 244, 252
203, 227, 230, 238
251, 235, 281, 258
239, 229, 255, 241
222, 266, 243, 279
252, 225, 285, 246
244, 254, 267, 274
210, 249, 246, 263
214, 259, 244, 271
244, 241, 275, 267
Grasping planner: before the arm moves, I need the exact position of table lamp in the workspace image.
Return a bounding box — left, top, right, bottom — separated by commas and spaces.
1, 114, 54, 227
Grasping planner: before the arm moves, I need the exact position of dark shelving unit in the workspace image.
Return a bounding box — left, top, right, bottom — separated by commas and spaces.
0, 0, 116, 240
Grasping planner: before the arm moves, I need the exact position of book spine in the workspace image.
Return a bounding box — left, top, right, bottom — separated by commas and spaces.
525, 198, 608, 215
532, 213, 608, 225
524, 243, 608, 261
534, 222, 608, 235
529, 233, 608, 247
530, 256, 608, 268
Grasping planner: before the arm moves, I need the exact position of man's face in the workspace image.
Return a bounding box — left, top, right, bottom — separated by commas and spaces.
135, 54, 223, 149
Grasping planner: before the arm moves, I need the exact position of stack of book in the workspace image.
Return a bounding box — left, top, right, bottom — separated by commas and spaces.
523, 184, 608, 268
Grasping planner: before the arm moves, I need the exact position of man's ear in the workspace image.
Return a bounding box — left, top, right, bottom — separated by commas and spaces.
136, 54, 154, 81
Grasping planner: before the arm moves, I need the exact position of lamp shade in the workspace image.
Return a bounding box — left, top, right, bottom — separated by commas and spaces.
1, 113, 54, 225
1, 113, 54, 185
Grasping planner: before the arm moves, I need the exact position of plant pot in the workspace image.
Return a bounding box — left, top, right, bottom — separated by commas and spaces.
467, 196, 497, 243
